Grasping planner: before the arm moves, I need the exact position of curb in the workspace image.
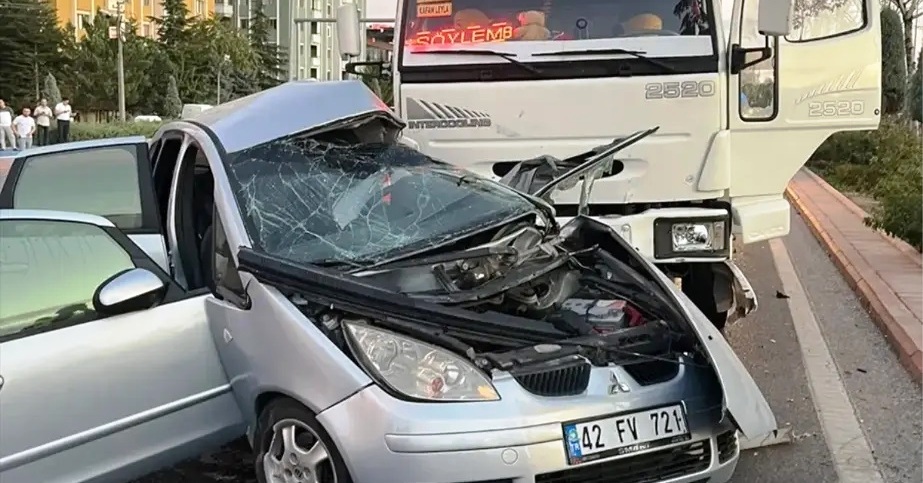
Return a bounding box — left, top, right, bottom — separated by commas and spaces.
801, 169, 922, 265
785, 181, 922, 383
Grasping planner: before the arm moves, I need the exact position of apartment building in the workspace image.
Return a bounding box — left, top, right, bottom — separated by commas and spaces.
219, 0, 369, 81
52, 0, 215, 39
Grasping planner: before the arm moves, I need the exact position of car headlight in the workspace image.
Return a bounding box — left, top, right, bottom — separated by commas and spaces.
653, 216, 730, 259
343, 322, 500, 402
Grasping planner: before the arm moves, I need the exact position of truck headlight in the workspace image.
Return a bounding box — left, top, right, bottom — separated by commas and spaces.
343, 322, 500, 402
653, 216, 730, 259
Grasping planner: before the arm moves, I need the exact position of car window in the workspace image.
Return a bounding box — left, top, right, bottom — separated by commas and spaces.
12, 146, 144, 229
0, 156, 13, 190
0, 219, 135, 341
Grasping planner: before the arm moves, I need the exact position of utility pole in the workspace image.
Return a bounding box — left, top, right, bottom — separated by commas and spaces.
116, 0, 127, 121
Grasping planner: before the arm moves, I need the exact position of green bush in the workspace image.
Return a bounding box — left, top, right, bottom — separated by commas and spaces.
809, 119, 922, 250
69, 121, 164, 141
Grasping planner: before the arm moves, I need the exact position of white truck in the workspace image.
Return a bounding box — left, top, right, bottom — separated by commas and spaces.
335, 0, 881, 330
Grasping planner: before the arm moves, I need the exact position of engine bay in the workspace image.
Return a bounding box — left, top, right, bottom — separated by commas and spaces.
272, 215, 703, 376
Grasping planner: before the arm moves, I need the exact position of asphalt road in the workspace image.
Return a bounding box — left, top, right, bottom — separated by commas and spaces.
132, 211, 923, 483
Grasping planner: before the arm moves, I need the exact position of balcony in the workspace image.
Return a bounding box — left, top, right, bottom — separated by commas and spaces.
214, 2, 234, 17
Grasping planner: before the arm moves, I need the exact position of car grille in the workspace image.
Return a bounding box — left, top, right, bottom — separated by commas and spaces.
510, 358, 591, 397
535, 440, 711, 483
716, 430, 738, 463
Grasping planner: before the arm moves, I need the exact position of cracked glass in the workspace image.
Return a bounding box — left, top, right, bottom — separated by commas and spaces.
225, 135, 536, 265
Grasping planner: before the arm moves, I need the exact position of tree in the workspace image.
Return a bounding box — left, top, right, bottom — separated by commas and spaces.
0, 0, 67, 107
66, 11, 155, 112
43, 73, 62, 105
155, 0, 190, 48
164, 75, 182, 118
911, 49, 923, 123
248, 0, 286, 90
881, 9, 907, 115
888, 0, 923, 72
175, 17, 259, 103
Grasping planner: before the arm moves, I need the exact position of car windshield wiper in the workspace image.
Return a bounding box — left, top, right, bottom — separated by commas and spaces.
414, 49, 543, 75
532, 48, 677, 73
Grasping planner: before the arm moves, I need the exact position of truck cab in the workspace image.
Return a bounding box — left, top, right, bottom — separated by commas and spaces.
336, 0, 882, 329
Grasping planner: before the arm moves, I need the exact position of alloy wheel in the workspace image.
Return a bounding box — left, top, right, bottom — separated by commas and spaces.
262, 418, 336, 483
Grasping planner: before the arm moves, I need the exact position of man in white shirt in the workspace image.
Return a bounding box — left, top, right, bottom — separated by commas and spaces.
12, 107, 36, 151
33, 98, 53, 146
54, 97, 72, 143
0, 99, 14, 150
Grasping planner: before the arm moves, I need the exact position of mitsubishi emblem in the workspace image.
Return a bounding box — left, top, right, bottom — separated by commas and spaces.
608, 370, 631, 394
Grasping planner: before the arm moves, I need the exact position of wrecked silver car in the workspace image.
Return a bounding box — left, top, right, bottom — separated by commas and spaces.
0, 81, 775, 483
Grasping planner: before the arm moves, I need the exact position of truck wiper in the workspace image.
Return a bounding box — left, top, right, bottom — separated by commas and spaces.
414, 49, 543, 75
532, 48, 677, 73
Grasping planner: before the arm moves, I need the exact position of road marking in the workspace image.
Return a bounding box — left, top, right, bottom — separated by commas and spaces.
769, 239, 884, 483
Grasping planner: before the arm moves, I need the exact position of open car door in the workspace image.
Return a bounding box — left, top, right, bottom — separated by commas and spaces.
0, 137, 169, 272
725, 0, 881, 243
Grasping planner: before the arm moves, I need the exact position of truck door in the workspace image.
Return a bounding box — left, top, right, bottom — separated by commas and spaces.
727, 0, 881, 243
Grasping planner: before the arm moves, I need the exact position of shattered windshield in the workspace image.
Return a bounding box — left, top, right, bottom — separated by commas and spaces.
226, 136, 537, 265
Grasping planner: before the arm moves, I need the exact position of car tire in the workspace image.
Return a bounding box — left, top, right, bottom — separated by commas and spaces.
254, 398, 353, 483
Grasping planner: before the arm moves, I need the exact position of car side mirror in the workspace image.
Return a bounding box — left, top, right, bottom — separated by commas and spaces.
93, 268, 167, 316
336, 3, 362, 59
758, 0, 794, 37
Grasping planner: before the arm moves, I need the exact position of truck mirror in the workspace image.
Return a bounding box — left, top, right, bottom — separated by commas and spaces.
336, 3, 362, 59
757, 0, 794, 37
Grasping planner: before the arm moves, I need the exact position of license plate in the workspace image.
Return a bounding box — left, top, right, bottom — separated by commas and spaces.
562, 404, 691, 465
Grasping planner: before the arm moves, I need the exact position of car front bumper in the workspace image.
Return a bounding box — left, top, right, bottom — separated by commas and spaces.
317, 363, 741, 483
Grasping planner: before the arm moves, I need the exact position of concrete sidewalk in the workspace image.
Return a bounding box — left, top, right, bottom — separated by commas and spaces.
786, 169, 922, 382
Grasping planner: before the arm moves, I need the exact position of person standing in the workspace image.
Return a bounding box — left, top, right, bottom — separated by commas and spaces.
0, 99, 14, 150
54, 97, 72, 143
33, 99, 53, 146
12, 107, 36, 151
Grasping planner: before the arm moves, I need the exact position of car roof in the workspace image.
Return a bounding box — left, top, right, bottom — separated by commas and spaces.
0, 209, 116, 227
3, 136, 147, 161
190, 80, 404, 154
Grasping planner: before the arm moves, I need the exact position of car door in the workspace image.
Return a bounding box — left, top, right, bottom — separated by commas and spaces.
0, 137, 169, 272
0, 211, 243, 483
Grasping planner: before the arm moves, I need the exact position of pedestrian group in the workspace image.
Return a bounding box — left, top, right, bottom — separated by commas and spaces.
0, 97, 73, 151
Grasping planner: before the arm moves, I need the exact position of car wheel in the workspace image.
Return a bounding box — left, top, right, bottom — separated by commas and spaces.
254, 398, 352, 483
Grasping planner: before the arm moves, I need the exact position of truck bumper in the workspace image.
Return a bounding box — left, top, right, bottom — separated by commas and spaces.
555, 207, 730, 263
725, 259, 758, 325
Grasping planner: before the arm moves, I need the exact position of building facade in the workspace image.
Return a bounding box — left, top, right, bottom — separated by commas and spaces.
220, 0, 369, 81
52, 0, 215, 39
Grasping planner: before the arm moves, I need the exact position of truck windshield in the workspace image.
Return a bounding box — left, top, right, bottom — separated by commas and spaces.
401, 0, 713, 52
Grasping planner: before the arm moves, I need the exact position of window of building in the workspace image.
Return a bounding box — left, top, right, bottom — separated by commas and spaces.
310, 45, 318, 57
312, 0, 321, 10
240, 18, 250, 29
142, 22, 152, 37
269, 17, 278, 29
311, 22, 319, 35
77, 13, 91, 31
310, 67, 318, 78
325, 71, 332, 80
